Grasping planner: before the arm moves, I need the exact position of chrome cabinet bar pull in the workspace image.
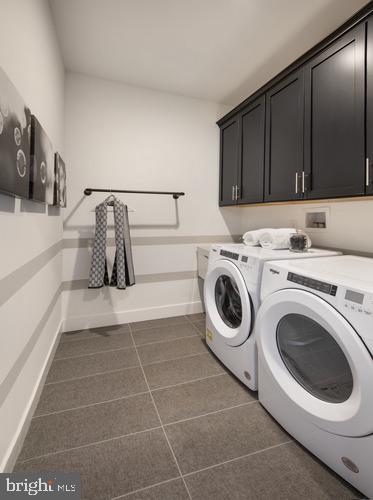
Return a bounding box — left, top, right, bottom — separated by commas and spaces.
236, 185, 240, 200
302, 171, 305, 193
295, 172, 298, 194
366, 158, 370, 187
232, 185, 235, 200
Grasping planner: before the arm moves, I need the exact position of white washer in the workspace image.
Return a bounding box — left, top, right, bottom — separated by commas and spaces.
256, 255, 373, 498
204, 244, 340, 391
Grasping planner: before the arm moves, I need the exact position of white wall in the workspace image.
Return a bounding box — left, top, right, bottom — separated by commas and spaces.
62, 73, 238, 330
240, 199, 373, 255
0, 0, 65, 471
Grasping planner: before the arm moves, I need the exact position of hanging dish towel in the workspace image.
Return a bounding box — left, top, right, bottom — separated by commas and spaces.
242, 228, 273, 246
88, 197, 135, 289
259, 228, 296, 250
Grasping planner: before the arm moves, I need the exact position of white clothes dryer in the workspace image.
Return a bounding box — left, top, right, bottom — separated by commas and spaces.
203, 243, 340, 391
256, 255, 373, 498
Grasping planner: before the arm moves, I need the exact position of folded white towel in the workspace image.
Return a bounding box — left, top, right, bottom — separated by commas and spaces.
242, 228, 273, 246
259, 228, 296, 250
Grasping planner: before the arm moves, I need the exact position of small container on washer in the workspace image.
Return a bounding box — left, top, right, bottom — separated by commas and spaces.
289, 230, 311, 252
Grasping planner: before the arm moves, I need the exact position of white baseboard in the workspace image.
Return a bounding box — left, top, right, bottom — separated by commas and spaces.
2, 319, 63, 472
62, 300, 204, 332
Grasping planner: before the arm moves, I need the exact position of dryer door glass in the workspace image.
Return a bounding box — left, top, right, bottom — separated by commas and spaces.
276, 314, 353, 403
215, 275, 242, 328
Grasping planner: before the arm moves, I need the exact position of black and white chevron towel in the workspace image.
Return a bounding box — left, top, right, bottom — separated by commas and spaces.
88, 197, 135, 289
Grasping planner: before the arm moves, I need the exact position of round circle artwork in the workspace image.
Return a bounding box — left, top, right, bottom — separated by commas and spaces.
16, 149, 27, 177
0, 111, 3, 135
14, 127, 21, 146
40, 161, 47, 184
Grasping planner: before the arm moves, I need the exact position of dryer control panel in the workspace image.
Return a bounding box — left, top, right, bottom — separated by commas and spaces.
287, 272, 338, 296
342, 289, 373, 316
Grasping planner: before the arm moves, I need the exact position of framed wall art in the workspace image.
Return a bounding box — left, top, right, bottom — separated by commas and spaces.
30, 115, 54, 204
0, 67, 31, 198
54, 152, 66, 207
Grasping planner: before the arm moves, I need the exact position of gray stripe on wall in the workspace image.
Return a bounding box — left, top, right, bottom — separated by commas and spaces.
63, 234, 241, 249
62, 270, 198, 291
0, 241, 62, 308
0, 235, 237, 309
0, 285, 62, 407
4, 236, 373, 312
137, 270, 197, 283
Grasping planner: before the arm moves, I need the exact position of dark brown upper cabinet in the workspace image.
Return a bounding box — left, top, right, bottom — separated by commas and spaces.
238, 96, 265, 204
264, 70, 304, 202
366, 15, 373, 195
219, 116, 239, 205
218, 2, 373, 207
304, 24, 365, 199
219, 97, 265, 206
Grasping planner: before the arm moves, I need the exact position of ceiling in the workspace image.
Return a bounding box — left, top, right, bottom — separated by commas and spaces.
49, 0, 369, 105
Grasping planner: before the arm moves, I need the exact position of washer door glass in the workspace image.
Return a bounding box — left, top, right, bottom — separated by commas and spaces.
276, 314, 353, 403
214, 274, 242, 329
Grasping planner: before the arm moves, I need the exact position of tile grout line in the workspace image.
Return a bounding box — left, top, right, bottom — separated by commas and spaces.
112, 440, 295, 499
61, 318, 199, 346
54, 334, 203, 362
34, 371, 229, 419
33, 375, 251, 423
128, 323, 193, 500
60, 328, 131, 343
132, 333, 198, 347
32, 391, 151, 419
150, 372, 227, 392
17, 426, 164, 464
45, 364, 141, 385
110, 476, 182, 500
142, 351, 209, 367
182, 440, 294, 478
184, 314, 205, 337
130, 319, 190, 333
61, 319, 193, 344
54, 345, 135, 361
49, 369, 226, 390
163, 400, 259, 427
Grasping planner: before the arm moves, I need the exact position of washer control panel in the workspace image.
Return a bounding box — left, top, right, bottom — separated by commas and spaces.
220, 249, 239, 261
287, 272, 337, 296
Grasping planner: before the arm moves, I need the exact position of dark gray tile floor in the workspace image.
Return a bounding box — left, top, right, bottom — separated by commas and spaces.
14, 313, 363, 499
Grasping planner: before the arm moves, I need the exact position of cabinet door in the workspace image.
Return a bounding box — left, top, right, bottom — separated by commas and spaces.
264, 70, 304, 202
219, 116, 239, 206
304, 24, 365, 199
238, 96, 265, 204
366, 16, 373, 195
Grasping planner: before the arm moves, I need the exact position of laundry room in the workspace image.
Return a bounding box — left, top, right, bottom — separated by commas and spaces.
1, 0, 373, 499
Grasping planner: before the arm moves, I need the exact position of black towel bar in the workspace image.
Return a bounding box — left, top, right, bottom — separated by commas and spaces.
84, 188, 185, 199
